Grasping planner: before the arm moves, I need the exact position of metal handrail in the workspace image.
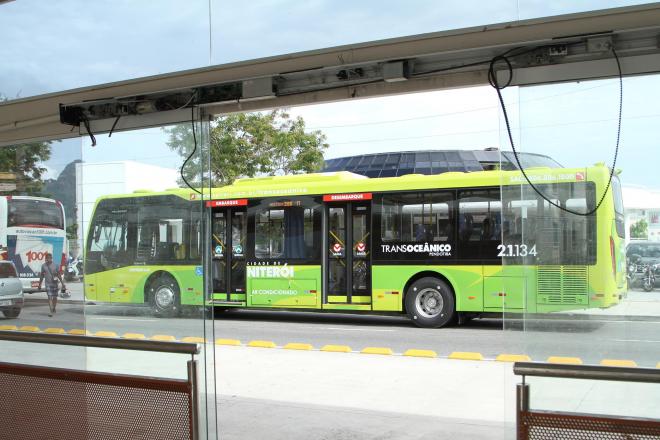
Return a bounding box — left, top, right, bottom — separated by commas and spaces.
1, 329, 201, 439
514, 362, 660, 384
0, 330, 200, 355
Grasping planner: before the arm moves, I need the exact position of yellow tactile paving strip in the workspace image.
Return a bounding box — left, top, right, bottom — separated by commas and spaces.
1, 326, 656, 366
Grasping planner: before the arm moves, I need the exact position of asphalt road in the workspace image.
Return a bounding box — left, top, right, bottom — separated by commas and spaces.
6, 283, 660, 367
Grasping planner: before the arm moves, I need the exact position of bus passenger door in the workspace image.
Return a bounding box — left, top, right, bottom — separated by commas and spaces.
324, 198, 372, 306
211, 206, 247, 303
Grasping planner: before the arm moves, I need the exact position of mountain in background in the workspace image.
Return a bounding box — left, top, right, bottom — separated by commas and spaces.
43, 159, 80, 229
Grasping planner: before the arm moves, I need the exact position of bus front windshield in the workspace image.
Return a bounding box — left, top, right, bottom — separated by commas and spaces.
7, 199, 64, 229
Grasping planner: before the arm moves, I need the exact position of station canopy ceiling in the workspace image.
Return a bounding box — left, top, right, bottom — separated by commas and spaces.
2, 3, 660, 147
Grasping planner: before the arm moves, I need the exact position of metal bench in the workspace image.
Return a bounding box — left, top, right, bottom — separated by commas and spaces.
515, 362, 660, 439
0, 330, 200, 440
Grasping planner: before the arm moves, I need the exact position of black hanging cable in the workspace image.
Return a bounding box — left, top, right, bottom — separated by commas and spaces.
108, 115, 121, 137
181, 105, 202, 195
489, 46, 623, 216
80, 113, 97, 147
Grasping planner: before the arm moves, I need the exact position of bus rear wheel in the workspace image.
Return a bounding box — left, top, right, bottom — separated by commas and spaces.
405, 277, 455, 328
148, 275, 180, 318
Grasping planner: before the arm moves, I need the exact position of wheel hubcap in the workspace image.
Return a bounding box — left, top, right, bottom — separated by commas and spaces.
155, 285, 175, 309
416, 288, 443, 318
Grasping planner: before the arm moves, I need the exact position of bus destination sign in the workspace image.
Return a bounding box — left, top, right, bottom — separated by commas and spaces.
206, 199, 248, 208
323, 193, 372, 202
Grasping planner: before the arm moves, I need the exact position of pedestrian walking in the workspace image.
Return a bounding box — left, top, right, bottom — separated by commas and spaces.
38, 252, 66, 317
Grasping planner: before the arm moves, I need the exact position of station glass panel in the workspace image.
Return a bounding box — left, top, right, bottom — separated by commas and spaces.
501, 74, 660, 419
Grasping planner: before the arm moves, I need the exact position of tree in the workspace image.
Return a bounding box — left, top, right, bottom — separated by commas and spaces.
0, 96, 52, 195
0, 142, 51, 195
630, 218, 648, 239
165, 109, 328, 186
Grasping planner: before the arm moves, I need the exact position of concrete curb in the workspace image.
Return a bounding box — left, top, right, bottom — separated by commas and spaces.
216, 338, 241, 346
284, 343, 313, 351
248, 340, 277, 348
361, 347, 394, 355
2, 327, 655, 368
122, 333, 146, 339
448, 351, 484, 361
403, 349, 437, 358
547, 356, 583, 365
321, 345, 352, 353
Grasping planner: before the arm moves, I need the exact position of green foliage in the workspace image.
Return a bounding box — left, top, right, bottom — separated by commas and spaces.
0, 95, 51, 195
66, 223, 78, 241
630, 218, 648, 239
165, 109, 328, 186
0, 142, 51, 195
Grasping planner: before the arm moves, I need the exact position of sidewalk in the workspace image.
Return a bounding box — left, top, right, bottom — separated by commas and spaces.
209, 345, 660, 438
211, 346, 659, 439
85, 344, 519, 439
214, 346, 518, 423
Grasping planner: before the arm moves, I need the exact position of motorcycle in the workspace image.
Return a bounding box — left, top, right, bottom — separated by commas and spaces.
64, 256, 84, 282
642, 263, 657, 292
627, 261, 637, 287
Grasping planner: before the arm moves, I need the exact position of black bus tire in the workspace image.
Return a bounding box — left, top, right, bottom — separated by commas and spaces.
405, 277, 455, 328
148, 275, 181, 318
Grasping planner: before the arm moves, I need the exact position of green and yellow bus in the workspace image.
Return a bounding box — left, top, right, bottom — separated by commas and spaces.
84, 164, 626, 327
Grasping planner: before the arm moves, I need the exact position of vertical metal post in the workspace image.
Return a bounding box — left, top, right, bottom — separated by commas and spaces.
517, 382, 530, 440
346, 203, 353, 304
188, 359, 199, 440
322, 204, 328, 305
201, 107, 213, 307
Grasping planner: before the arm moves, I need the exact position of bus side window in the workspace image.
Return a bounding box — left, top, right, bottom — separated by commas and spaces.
501, 182, 595, 265
458, 189, 501, 261
189, 215, 201, 260
458, 213, 473, 241
252, 199, 318, 261
174, 243, 186, 260
436, 218, 448, 240
380, 196, 401, 242
375, 191, 454, 261
137, 224, 157, 261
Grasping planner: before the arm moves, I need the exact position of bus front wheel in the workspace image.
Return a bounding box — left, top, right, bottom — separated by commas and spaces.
148, 275, 180, 318
405, 277, 455, 328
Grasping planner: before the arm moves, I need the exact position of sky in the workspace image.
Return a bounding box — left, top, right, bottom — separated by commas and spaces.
1, 0, 652, 97
2, 0, 659, 187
